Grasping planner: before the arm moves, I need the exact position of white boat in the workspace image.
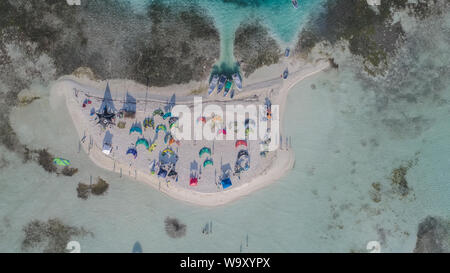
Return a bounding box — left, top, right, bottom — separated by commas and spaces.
232, 73, 242, 90
207, 75, 219, 95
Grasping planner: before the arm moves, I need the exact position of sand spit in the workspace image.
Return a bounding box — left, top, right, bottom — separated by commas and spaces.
56, 59, 329, 206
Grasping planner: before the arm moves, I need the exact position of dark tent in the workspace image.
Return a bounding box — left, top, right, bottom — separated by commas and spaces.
158, 169, 167, 178
168, 169, 178, 179
96, 105, 116, 128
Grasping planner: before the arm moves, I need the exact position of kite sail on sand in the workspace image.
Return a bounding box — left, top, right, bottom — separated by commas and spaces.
129, 125, 142, 135
53, 158, 70, 166
203, 158, 213, 167
136, 138, 149, 149
199, 147, 211, 157
235, 140, 247, 148
221, 177, 232, 189
156, 124, 167, 134
143, 117, 154, 129
153, 109, 164, 117
126, 147, 138, 158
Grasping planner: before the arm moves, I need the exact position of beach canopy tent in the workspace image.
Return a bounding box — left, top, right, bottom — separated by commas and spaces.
98, 83, 117, 113
158, 168, 167, 178
163, 112, 171, 120
53, 158, 70, 166
235, 140, 247, 148
160, 149, 178, 165
126, 147, 137, 158
143, 117, 154, 129
122, 92, 136, 113
130, 125, 142, 135
153, 109, 164, 117
102, 142, 112, 155
221, 178, 232, 189
136, 138, 149, 149
203, 159, 213, 167
199, 147, 211, 157
156, 124, 167, 134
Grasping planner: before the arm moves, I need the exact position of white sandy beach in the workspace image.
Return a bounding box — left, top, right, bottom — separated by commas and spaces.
56, 58, 330, 206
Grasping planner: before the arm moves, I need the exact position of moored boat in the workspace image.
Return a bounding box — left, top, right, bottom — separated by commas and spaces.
207, 74, 219, 95
285, 47, 290, 57
232, 73, 242, 90
283, 68, 289, 79
223, 80, 232, 97
292, 0, 299, 9
217, 75, 227, 94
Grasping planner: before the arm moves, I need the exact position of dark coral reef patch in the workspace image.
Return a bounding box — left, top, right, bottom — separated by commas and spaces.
234, 20, 281, 77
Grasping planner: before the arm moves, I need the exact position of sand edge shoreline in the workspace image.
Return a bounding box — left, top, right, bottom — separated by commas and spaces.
58, 59, 329, 207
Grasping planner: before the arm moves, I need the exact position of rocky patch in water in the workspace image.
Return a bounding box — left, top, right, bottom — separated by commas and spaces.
164, 217, 187, 238
131, 1, 220, 86
414, 216, 450, 253
296, 0, 446, 76
21, 218, 92, 253
234, 20, 281, 77
77, 177, 109, 200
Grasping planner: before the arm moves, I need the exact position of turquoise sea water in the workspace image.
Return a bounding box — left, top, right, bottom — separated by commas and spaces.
0, 1, 449, 253
126, 0, 324, 68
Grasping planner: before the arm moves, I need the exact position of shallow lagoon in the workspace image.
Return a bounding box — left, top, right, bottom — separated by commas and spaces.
2, 59, 449, 252
0, 0, 449, 252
